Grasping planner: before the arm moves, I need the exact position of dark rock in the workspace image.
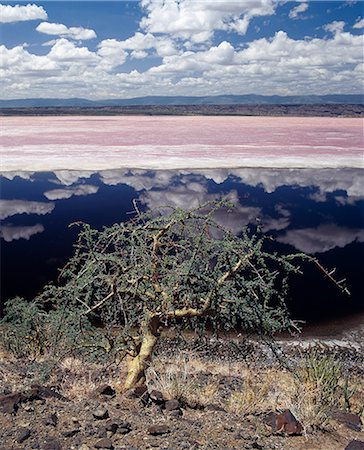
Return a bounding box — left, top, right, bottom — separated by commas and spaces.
96, 385, 116, 397
0, 392, 22, 414
205, 403, 226, 412
168, 409, 182, 418
332, 411, 362, 432
105, 422, 119, 435
28, 384, 67, 401
17, 427, 31, 443
113, 420, 131, 434
62, 428, 80, 438
124, 384, 149, 405
235, 429, 252, 440
97, 426, 107, 438
149, 390, 164, 405
94, 438, 113, 449
265, 409, 303, 435
345, 441, 364, 450
164, 399, 180, 411
43, 438, 62, 450
185, 400, 203, 410
44, 413, 58, 427
93, 408, 109, 420
148, 424, 170, 436
125, 384, 148, 398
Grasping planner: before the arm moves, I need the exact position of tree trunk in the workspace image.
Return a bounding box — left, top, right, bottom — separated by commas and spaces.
124, 315, 160, 389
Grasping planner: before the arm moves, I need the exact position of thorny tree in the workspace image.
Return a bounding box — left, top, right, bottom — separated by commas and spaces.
2, 202, 347, 388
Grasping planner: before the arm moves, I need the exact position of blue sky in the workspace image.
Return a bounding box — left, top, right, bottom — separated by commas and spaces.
0, 1, 363, 99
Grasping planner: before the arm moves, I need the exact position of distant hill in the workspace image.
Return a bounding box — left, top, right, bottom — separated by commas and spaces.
0, 94, 363, 108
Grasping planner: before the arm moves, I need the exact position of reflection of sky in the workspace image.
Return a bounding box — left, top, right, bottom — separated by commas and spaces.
1, 168, 363, 252
1, 168, 363, 320
0, 224, 44, 242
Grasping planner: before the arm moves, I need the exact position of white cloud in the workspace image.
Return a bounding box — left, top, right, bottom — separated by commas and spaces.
0, 199, 55, 220
47, 38, 99, 63
140, 0, 276, 43
288, 2, 308, 19
36, 22, 96, 40
53, 170, 94, 186
324, 21, 346, 34
277, 224, 364, 254
97, 39, 128, 68
0, 11, 363, 98
0, 3, 47, 23
353, 17, 364, 29
0, 224, 44, 242
101, 32, 178, 58
43, 184, 98, 200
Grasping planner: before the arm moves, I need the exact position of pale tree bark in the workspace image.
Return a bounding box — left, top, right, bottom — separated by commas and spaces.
123, 259, 244, 389
124, 314, 160, 389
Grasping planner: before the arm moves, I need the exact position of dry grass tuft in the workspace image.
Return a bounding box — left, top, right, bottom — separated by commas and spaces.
146, 353, 197, 402
227, 368, 295, 415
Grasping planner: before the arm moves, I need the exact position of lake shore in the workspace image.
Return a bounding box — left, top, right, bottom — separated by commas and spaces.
1, 116, 363, 172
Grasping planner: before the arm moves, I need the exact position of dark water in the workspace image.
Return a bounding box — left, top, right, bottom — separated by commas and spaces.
1, 168, 363, 326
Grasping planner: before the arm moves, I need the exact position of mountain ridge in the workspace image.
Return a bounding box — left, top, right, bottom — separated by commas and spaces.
0, 94, 363, 107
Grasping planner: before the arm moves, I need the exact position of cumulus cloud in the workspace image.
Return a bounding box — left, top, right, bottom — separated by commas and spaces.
97, 39, 128, 68
0, 199, 55, 220
0, 14, 363, 98
0, 3, 47, 23
53, 170, 94, 186
36, 22, 96, 40
324, 20, 346, 34
47, 38, 99, 63
43, 184, 99, 200
140, 0, 276, 43
0, 224, 44, 242
111, 32, 178, 57
277, 224, 364, 254
0, 171, 34, 181
288, 2, 308, 19
353, 17, 364, 29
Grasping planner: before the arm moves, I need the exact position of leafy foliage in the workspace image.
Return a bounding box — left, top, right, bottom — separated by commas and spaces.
1, 202, 315, 380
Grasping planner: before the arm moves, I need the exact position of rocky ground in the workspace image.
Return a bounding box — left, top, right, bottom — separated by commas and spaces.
1, 335, 363, 450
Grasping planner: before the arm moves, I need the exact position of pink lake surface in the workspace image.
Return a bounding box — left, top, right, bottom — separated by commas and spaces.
1, 116, 363, 172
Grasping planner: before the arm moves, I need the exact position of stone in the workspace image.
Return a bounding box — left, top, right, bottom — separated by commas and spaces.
97, 425, 107, 438
149, 390, 164, 405
62, 428, 80, 438
115, 420, 131, 434
96, 385, 116, 397
43, 438, 62, 450
28, 384, 67, 401
93, 408, 109, 420
345, 441, 364, 450
44, 413, 58, 427
205, 404, 226, 412
265, 410, 303, 435
94, 438, 113, 449
125, 384, 148, 398
0, 392, 22, 414
78, 446, 91, 450
147, 424, 170, 436
168, 409, 182, 418
105, 422, 119, 435
17, 427, 31, 443
164, 400, 180, 412
332, 411, 362, 432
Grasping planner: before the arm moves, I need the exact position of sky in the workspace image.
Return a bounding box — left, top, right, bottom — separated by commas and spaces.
0, 0, 363, 99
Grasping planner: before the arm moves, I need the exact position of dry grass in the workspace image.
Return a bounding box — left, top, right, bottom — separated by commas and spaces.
227, 368, 295, 415
146, 352, 220, 406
